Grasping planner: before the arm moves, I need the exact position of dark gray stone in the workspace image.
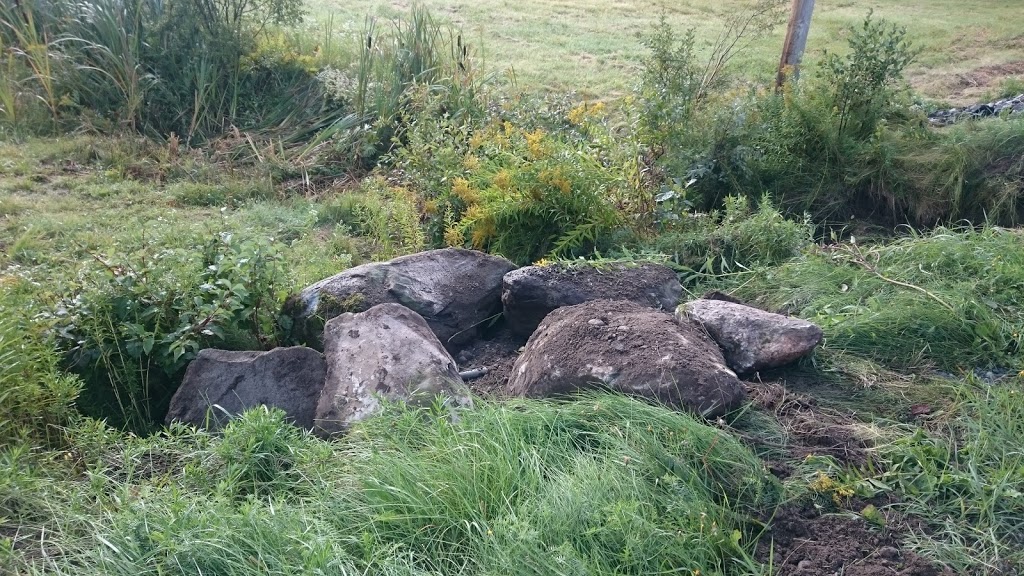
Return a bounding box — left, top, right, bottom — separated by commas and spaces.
165, 347, 326, 430
286, 248, 516, 352
315, 303, 471, 435
501, 262, 682, 337
679, 299, 823, 374
507, 299, 744, 417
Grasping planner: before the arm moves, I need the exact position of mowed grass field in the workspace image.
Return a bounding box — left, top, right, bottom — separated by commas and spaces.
311, 0, 1024, 103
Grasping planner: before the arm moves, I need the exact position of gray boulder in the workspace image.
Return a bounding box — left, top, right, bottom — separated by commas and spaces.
286, 248, 516, 352
502, 262, 682, 337
507, 299, 744, 417
679, 299, 823, 374
165, 347, 326, 430
315, 303, 471, 435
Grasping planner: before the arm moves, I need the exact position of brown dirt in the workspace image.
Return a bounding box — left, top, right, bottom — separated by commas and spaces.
457, 326, 527, 398
914, 60, 1024, 105
760, 503, 954, 576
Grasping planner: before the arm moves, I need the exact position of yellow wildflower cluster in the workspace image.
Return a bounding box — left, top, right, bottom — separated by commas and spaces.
808, 472, 855, 506
525, 129, 546, 158
443, 225, 465, 247
539, 168, 572, 194
492, 169, 513, 191
463, 154, 481, 171
461, 204, 496, 249
567, 100, 607, 125
451, 177, 480, 204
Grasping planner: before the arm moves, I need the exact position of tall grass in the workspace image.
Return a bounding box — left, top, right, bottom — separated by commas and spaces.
699, 226, 1024, 371
5, 397, 778, 574
879, 381, 1024, 572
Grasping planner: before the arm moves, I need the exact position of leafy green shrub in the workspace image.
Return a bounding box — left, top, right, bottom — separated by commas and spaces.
424, 120, 623, 264
52, 233, 290, 431
818, 11, 918, 140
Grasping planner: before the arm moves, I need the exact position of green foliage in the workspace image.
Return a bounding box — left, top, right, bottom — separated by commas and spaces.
417, 120, 622, 264
635, 17, 702, 154
317, 177, 426, 259
216, 407, 322, 498
0, 317, 82, 444
819, 11, 918, 140
50, 233, 290, 431
19, 396, 777, 575
299, 6, 487, 170
876, 382, 1024, 572
169, 180, 274, 207
701, 226, 1024, 371
636, 195, 812, 277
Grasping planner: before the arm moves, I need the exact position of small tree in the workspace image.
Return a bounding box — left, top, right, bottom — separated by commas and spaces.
819, 11, 918, 139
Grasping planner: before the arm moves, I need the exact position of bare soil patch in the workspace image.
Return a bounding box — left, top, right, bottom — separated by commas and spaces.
457, 325, 526, 398
759, 503, 954, 576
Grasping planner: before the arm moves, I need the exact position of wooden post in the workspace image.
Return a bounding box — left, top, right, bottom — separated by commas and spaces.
776, 0, 815, 90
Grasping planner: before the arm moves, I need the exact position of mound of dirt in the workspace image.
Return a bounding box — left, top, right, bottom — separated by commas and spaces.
761, 504, 953, 576
507, 299, 745, 416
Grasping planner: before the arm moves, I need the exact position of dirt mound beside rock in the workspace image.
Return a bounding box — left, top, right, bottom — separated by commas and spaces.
502, 261, 681, 337
507, 299, 744, 416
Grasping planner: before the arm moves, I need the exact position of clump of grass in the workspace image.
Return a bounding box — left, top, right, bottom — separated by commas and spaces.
630, 194, 812, 277
169, 180, 275, 207
699, 226, 1024, 372
17, 396, 778, 575
876, 380, 1024, 572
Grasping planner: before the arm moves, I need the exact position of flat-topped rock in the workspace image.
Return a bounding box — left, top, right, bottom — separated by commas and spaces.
679, 299, 823, 374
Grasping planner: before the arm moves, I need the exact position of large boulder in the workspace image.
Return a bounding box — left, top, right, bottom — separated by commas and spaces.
315, 303, 471, 435
286, 248, 516, 352
507, 299, 744, 417
502, 262, 682, 337
165, 347, 326, 430
678, 299, 823, 374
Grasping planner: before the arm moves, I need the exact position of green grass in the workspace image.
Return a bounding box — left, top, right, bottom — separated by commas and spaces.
3, 397, 779, 575
309, 0, 1024, 102
696, 226, 1024, 372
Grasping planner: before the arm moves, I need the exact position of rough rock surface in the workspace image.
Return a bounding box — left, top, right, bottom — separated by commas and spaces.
287, 248, 516, 352
315, 303, 471, 435
502, 262, 682, 337
928, 93, 1024, 125
679, 299, 823, 374
165, 347, 326, 430
507, 299, 744, 416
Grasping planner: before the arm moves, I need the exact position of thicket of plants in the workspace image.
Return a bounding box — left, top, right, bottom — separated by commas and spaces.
2, 1, 1024, 573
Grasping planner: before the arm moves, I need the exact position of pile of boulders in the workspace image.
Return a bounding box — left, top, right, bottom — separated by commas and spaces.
166, 248, 823, 436
928, 93, 1024, 126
